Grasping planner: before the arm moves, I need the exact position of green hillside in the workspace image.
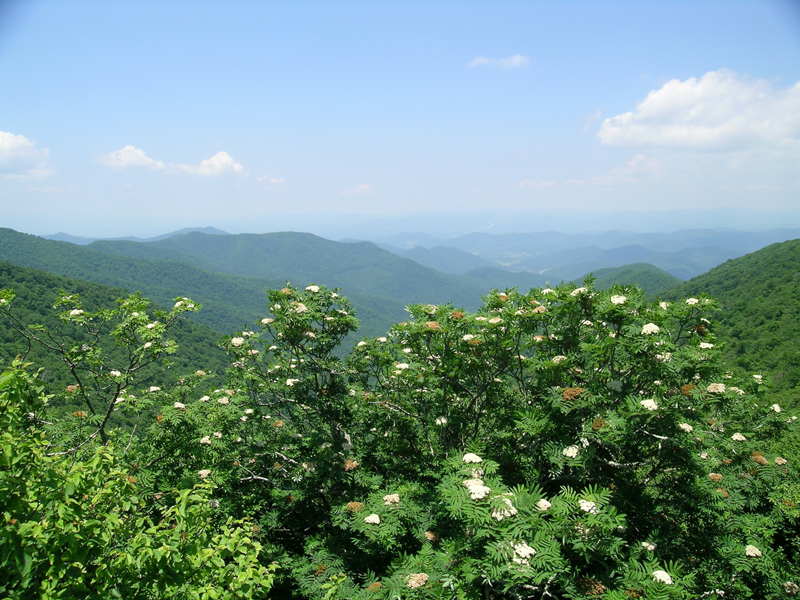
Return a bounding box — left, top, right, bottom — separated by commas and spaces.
0, 228, 405, 338
88, 231, 487, 309
0, 261, 230, 391
574, 263, 682, 296
665, 238, 800, 391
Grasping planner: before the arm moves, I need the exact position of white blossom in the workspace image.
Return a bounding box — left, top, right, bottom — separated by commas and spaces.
198, 469, 211, 479
678, 423, 693, 433
488, 317, 503, 324
377, 337, 387, 342
143, 342, 152, 349
231, 337, 245, 347
652, 570, 673, 585
463, 478, 491, 500
200, 436, 211, 445
146, 322, 157, 329
462, 334, 475, 341
492, 496, 518, 520
383, 494, 400, 505
149, 386, 161, 392
435, 416, 448, 425
659, 302, 669, 309
512, 542, 536, 565
563, 445, 580, 459
69, 309, 83, 316
640, 399, 659, 411
286, 378, 300, 386
686, 298, 699, 305
753, 374, 763, 383
293, 302, 308, 313
173, 402, 185, 409
571, 287, 588, 296
707, 383, 726, 394
463, 453, 483, 463
641, 323, 660, 335
199, 395, 210, 402
395, 363, 409, 370
745, 544, 762, 557
610, 295, 627, 305
305, 285, 320, 292
700, 342, 715, 349
642, 542, 656, 551
541, 288, 555, 294
771, 404, 781, 413
110, 370, 121, 377
217, 397, 229, 405
579, 499, 598, 514
731, 432, 746, 441
406, 573, 429, 589
261, 317, 274, 325
364, 513, 381, 524
536, 498, 552, 511
552, 355, 567, 364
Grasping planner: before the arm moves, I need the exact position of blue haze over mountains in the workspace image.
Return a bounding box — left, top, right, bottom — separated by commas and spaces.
0, 223, 790, 342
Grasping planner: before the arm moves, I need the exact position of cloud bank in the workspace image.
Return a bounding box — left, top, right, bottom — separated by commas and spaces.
598, 69, 800, 151
98, 146, 245, 176
0, 131, 55, 178
469, 54, 529, 69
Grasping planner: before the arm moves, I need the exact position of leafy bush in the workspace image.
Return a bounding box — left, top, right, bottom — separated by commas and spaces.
2, 281, 798, 598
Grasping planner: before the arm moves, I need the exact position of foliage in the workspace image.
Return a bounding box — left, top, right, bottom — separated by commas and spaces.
2, 278, 799, 598
0, 362, 277, 599
665, 238, 800, 393
575, 263, 682, 297
0, 261, 229, 393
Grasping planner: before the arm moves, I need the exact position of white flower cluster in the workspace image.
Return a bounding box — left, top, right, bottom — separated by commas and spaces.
231, 337, 245, 347
491, 495, 518, 521
678, 423, 693, 433
642, 542, 656, 551
652, 570, 673, 584
571, 287, 588, 296
745, 544, 762, 557
512, 542, 536, 565
463, 478, 491, 500
610, 295, 627, 305
563, 445, 580, 459
462, 453, 482, 463
640, 399, 659, 411
579, 499, 598, 514
641, 323, 660, 335
383, 494, 400, 505
364, 513, 380, 524
536, 498, 551, 511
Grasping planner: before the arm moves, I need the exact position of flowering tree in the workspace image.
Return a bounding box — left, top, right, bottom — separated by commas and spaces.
2, 281, 798, 599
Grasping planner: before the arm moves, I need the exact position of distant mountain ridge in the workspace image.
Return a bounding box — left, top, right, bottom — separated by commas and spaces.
42, 226, 229, 246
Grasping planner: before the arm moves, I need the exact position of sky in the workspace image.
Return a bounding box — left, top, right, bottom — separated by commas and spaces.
1, 0, 799, 238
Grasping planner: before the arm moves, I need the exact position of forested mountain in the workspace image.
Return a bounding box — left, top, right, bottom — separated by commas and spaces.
0, 228, 408, 338
664, 238, 800, 392
376, 228, 800, 279
88, 231, 495, 309
572, 263, 682, 296
0, 261, 230, 391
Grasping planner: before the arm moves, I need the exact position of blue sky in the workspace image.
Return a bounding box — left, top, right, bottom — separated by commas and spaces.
1, 0, 799, 237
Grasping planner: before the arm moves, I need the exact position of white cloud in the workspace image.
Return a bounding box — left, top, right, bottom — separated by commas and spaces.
588, 153, 662, 185
469, 54, 529, 69
0, 131, 55, 178
98, 146, 245, 176
340, 184, 375, 195
518, 155, 662, 190
257, 175, 286, 184
176, 151, 245, 176
598, 69, 800, 151
98, 145, 165, 170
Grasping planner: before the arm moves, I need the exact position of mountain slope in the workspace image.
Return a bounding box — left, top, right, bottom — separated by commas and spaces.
0, 229, 409, 338
573, 263, 682, 296
88, 231, 488, 310
664, 238, 800, 391
0, 261, 230, 390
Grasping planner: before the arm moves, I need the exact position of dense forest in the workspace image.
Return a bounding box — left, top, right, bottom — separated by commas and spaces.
1, 232, 799, 599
